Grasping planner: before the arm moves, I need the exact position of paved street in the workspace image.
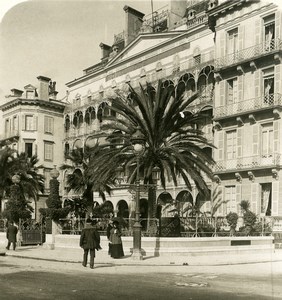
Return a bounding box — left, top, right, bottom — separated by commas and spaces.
0, 256, 281, 300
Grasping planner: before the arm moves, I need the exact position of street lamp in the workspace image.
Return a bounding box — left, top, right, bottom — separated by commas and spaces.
130, 127, 146, 260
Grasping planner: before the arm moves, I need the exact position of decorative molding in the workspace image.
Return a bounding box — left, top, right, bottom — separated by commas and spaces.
237, 65, 244, 74
272, 168, 279, 180
235, 172, 242, 183
273, 108, 281, 119
250, 61, 257, 71
214, 72, 222, 82
236, 116, 244, 126
248, 114, 256, 124
274, 53, 281, 63
247, 171, 255, 182
213, 121, 222, 130
213, 175, 221, 184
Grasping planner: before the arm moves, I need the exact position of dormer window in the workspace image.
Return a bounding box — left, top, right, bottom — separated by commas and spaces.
187, 9, 196, 21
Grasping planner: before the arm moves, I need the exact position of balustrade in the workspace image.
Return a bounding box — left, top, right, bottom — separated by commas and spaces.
215, 38, 282, 69
214, 93, 282, 118
215, 153, 281, 172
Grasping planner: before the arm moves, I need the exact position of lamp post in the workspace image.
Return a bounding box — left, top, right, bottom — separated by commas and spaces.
130, 127, 146, 260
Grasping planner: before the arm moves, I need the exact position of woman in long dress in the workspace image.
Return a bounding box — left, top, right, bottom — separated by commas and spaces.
109, 221, 124, 258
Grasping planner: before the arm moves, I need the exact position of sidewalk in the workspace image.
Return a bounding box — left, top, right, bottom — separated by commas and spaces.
1, 246, 282, 266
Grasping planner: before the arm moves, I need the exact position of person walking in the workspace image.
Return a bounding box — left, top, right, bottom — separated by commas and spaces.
6, 221, 18, 251
106, 220, 113, 255
80, 218, 101, 269
109, 220, 124, 259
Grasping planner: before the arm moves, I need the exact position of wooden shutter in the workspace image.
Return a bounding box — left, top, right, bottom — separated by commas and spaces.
255, 18, 262, 45
236, 185, 242, 215
33, 116, 38, 131
238, 75, 243, 101
273, 120, 279, 153
217, 185, 224, 216
237, 127, 243, 158
272, 181, 279, 216
238, 25, 245, 51
218, 31, 226, 58
275, 64, 281, 95
254, 70, 261, 99
251, 183, 260, 214
275, 11, 281, 44
219, 80, 225, 106
218, 131, 224, 161
252, 124, 259, 155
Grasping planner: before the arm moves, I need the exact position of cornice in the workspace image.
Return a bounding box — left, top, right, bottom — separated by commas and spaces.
0, 98, 65, 113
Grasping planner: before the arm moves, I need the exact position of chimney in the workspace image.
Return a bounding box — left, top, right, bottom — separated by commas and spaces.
123, 6, 144, 46
99, 43, 111, 61
10, 88, 23, 97
37, 75, 51, 101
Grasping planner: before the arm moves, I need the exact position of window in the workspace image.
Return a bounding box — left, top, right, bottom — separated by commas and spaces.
261, 123, 273, 157
225, 186, 237, 214
44, 169, 51, 190
5, 119, 10, 137
44, 142, 53, 161
12, 116, 18, 135
25, 143, 33, 158
227, 28, 238, 55
263, 68, 274, 104
226, 130, 237, 159
44, 116, 54, 134
264, 14, 275, 50
194, 54, 201, 65
226, 78, 238, 104
25, 115, 33, 131
261, 183, 272, 216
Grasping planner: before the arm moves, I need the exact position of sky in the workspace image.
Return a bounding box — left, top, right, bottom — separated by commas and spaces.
0, 0, 168, 103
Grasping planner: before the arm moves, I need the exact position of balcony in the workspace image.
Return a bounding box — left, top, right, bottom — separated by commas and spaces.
214, 153, 281, 173
214, 93, 282, 119
215, 38, 282, 70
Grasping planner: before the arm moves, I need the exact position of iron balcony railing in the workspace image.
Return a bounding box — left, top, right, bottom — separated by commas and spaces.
214, 93, 282, 119
215, 153, 281, 172
215, 38, 282, 69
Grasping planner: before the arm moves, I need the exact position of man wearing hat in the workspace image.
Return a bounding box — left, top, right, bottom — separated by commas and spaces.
80, 218, 101, 269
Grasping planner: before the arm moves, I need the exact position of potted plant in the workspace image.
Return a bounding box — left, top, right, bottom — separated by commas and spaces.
226, 212, 238, 236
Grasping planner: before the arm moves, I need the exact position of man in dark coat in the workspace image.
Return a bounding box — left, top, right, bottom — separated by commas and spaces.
6, 221, 18, 251
80, 218, 101, 269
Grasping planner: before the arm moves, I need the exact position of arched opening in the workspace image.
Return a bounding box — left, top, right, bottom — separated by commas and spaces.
64, 115, 70, 132
176, 190, 193, 217
117, 200, 129, 219
140, 198, 148, 230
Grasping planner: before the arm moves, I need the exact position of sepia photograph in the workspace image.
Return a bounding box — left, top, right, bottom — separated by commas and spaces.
0, 0, 282, 299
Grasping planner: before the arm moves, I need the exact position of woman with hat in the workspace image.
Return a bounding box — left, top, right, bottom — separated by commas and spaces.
109, 220, 124, 259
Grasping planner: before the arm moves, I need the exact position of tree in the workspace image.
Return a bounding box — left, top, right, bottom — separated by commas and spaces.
1, 148, 44, 222
60, 147, 112, 217
87, 81, 215, 230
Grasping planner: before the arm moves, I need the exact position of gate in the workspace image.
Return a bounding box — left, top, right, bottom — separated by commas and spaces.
19, 218, 46, 245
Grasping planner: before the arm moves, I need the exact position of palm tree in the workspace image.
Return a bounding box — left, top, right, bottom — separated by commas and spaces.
0, 149, 44, 222
60, 147, 112, 217
87, 80, 215, 231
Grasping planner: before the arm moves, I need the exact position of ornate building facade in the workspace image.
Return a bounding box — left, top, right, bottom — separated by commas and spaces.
209, 0, 282, 223
63, 0, 216, 219
0, 76, 65, 217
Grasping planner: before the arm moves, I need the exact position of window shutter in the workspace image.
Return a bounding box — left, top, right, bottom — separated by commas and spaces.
217, 31, 225, 59
22, 115, 26, 130
251, 183, 260, 214
272, 181, 279, 216
275, 64, 281, 95
237, 75, 243, 102
236, 185, 242, 215
273, 120, 279, 153
218, 130, 224, 160
252, 124, 259, 156
275, 11, 281, 43
219, 80, 225, 106
217, 185, 224, 216
255, 18, 262, 45
33, 116, 38, 131
237, 127, 243, 158
254, 70, 261, 99
238, 25, 244, 51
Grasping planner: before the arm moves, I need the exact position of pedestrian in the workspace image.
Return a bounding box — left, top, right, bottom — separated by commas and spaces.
79, 218, 101, 269
109, 220, 124, 259
6, 221, 18, 251
106, 220, 113, 255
